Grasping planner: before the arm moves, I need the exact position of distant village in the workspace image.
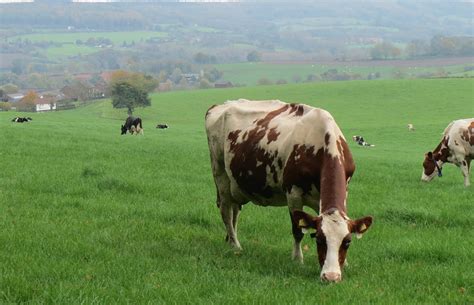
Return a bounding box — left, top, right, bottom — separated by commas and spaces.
0, 70, 234, 112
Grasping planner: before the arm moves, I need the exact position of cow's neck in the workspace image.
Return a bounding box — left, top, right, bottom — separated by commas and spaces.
433, 137, 450, 163
320, 202, 347, 217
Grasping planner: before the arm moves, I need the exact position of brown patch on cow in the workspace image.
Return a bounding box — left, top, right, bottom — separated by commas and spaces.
283, 137, 354, 213
461, 122, 474, 145
282, 144, 323, 195
227, 130, 241, 151
315, 229, 327, 267
319, 148, 350, 214
267, 127, 280, 144
426, 137, 451, 172
289, 103, 304, 116
423, 152, 436, 176
255, 104, 289, 128
338, 234, 351, 267
338, 136, 355, 178
229, 124, 278, 198
205, 104, 218, 119
227, 105, 293, 197
325, 133, 330, 146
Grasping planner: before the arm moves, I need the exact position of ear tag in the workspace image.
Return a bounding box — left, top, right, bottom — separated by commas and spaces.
298, 219, 307, 227
301, 228, 317, 235
356, 233, 363, 239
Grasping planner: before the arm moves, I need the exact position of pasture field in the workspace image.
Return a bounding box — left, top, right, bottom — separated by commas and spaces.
218, 61, 473, 86
0, 79, 473, 304
11, 31, 168, 59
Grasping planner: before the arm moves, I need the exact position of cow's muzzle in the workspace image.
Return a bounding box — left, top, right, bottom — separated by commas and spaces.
321, 272, 341, 283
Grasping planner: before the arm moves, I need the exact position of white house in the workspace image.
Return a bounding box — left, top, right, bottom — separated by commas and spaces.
36, 103, 57, 112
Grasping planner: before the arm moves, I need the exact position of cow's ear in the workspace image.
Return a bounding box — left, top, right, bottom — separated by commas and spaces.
350, 216, 373, 239
292, 210, 320, 230
426, 151, 433, 159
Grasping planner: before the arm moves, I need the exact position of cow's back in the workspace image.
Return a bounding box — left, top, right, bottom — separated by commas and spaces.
446, 118, 474, 157
205, 99, 352, 207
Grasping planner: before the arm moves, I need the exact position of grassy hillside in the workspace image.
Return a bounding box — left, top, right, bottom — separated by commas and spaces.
0, 79, 473, 304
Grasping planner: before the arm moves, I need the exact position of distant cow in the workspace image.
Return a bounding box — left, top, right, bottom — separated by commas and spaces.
121, 116, 143, 135
408, 123, 415, 131
352, 135, 374, 147
205, 99, 373, 283
422, 118, 474, 186
12, 117, 32, 123
156, 124, 169, 129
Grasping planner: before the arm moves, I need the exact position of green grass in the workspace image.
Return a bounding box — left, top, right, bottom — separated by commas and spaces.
13, 31, 168, 45
217, 62, 472, 86
0, 79, 473, 304
12, 31, 168, 59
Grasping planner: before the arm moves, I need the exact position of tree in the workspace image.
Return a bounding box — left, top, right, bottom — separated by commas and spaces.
0, 102, 12, 111
18, 91, 38, 112
109, 70, 158, 93
111, 81, 150, 115
247, 50, 262, 62
370, 42, 401, 60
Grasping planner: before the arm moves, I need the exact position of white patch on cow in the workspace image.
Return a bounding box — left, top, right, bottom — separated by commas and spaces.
320, 210, 349, 279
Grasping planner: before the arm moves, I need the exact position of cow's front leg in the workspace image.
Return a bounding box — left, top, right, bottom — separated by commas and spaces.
289, 209, 304, 263
460, 159, 471, 187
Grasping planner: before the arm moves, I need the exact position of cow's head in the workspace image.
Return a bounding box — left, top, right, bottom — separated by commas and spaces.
292, 209, 372, 283
421, 151, 442, 182
121, 125, 127, 135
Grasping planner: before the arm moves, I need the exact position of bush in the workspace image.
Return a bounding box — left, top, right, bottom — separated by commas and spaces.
0, 102, 12, 111
257, 78, 273, 85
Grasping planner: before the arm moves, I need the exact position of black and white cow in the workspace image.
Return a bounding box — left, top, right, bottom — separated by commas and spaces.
352, 135, 374, 147
12, 117, 32, 123
156, 124, 169, 129
121, 116, 143, 135
422, 118, 474, 187
205, 99, 373, 283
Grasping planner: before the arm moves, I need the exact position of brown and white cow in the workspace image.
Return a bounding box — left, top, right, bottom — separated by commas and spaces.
422, 118, 474, 187
205, 99, 373, 282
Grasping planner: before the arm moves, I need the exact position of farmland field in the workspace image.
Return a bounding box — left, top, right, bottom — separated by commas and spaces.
0, 79, 473, 304
218, 59, 474, 86
10, 31, 168, 59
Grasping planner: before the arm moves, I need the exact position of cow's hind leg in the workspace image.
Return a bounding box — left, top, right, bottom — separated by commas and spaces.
220, 199, 242, 250
211, 157, 242, 250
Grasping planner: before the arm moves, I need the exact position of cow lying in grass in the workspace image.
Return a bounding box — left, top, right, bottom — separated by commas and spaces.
422, 118, 474, 187
12, 117, 32, 123
121, 116, 143, 135
352, 135, 374, 147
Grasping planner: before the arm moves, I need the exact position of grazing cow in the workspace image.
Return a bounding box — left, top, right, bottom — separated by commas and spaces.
121, 116, 143, 135
352, 135, 375, 147
156, 124, 169, 129
205, 99, 373, 283
422, 118, 474, 187
408, 123, 415, 131
12, 117, 32, 123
